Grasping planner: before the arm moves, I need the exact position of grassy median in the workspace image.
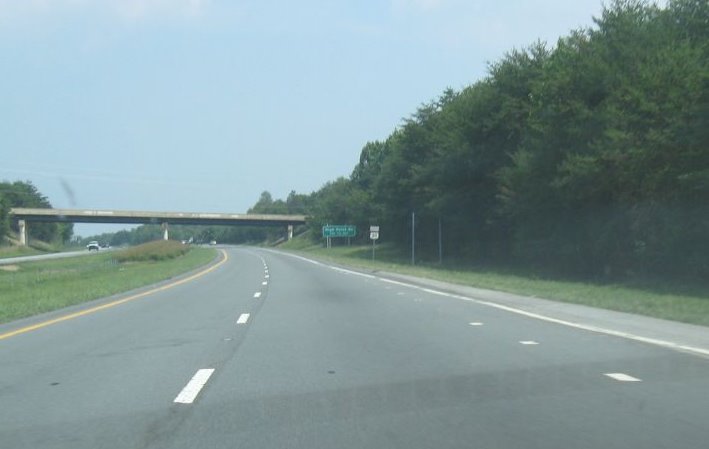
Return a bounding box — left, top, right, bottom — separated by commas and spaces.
280, 240, 709, 327
0, 241, 217, 324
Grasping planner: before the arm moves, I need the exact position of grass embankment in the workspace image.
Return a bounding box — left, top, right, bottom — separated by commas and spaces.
0, 237, 64, 259
279, 238, 709, 327
113, 240, 191, 262
0, 236, 84, 259
0, 245, 44, 259
0, 241, 217, 324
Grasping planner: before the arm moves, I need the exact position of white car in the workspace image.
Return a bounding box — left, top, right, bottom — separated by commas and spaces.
86, 241, 100, 251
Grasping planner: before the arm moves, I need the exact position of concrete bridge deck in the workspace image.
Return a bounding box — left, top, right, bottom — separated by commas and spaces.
10, 208, 307, 244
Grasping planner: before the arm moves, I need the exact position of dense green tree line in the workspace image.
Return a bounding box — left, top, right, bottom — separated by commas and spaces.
0, 180, 72, 244
280, 0, 709, 280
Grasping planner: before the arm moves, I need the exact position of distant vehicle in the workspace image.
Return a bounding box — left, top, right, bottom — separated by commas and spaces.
86, 241, 100, 251
100, 242, 110, 249
209, 240, 217, 245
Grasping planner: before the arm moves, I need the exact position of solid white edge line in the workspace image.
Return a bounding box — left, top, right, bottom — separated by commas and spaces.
174, 368, 215, 404
270, 250, 709, 359
330, 266, 377, 279
380, 277, 414, 287
253, 292, 262, 298
276, 252, 323, 266
604, 373, 642, 382
236, 313, 250, 324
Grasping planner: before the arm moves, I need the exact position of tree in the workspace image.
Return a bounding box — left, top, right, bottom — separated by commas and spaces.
0, 180, 72, 244
242, 0, 709, 280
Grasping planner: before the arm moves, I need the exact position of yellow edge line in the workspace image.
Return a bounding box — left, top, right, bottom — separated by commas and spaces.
0, 249, 229, 341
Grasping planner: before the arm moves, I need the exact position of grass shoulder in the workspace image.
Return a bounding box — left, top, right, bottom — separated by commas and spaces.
0, 241, 217, 324
0, 237, 86, 259
281, 240, 709, 327
0, 245, 45, 259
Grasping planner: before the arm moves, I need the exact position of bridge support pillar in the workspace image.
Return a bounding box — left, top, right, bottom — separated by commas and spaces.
287, 225, 293, 241
161, 222, 169, 241
19, 220, 27, 246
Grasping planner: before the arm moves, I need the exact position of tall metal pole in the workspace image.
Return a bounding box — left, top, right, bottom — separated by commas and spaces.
411, 211, 415, 265
438, 217, 442, 265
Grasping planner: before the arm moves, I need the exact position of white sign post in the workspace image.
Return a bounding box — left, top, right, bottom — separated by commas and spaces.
370, 226, 379, 260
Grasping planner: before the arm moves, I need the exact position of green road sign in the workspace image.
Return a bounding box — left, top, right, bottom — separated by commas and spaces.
322, 225, 356, 238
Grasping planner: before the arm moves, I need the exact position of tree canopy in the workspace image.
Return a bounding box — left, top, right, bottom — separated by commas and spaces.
0, 180, 72, 244
260, 0, 709, 281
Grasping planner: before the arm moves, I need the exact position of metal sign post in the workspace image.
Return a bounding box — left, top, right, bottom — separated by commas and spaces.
370, 226, 379, 261
411, 212, 415, 265
438, 217, 442, 265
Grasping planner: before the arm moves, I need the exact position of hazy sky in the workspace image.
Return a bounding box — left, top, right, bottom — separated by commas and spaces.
2, 0, 610, 236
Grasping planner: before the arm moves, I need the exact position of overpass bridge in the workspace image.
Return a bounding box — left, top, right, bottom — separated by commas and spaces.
9, 208, 307, 245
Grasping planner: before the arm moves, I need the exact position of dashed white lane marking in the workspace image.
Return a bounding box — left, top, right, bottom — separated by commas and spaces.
174, 369, 215, 404
236, 313, 250, 324
397, 292, 405, 296
270, 250, 709, 359
469, 322, 484, 326
604, 373, 642, 382
519, 340, 539, 345
262, 281, 268, 286
264, 275, 270, 279
253, 292, 262, 298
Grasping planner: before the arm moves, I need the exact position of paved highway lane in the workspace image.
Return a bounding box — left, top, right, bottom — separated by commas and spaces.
1, 247, 708, 448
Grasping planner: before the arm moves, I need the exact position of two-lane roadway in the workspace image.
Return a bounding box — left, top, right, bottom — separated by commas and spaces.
1, 247, 707, 448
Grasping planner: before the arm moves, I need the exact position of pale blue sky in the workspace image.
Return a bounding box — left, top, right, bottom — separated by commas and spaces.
1, 0, 610, 236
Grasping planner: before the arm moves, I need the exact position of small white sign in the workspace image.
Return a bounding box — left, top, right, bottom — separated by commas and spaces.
370, 225, 379, 232
370, 231, 379, 240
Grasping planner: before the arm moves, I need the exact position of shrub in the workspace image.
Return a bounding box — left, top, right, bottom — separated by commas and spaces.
113, 240, 190, 263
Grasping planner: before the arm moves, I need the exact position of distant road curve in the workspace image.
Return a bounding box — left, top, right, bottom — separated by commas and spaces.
0, 248, 112, 265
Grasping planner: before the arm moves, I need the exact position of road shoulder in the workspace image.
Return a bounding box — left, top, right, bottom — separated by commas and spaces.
271, 249, 709, 359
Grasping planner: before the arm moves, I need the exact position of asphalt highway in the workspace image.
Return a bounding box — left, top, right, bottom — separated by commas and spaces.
0, 247, 707, 448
